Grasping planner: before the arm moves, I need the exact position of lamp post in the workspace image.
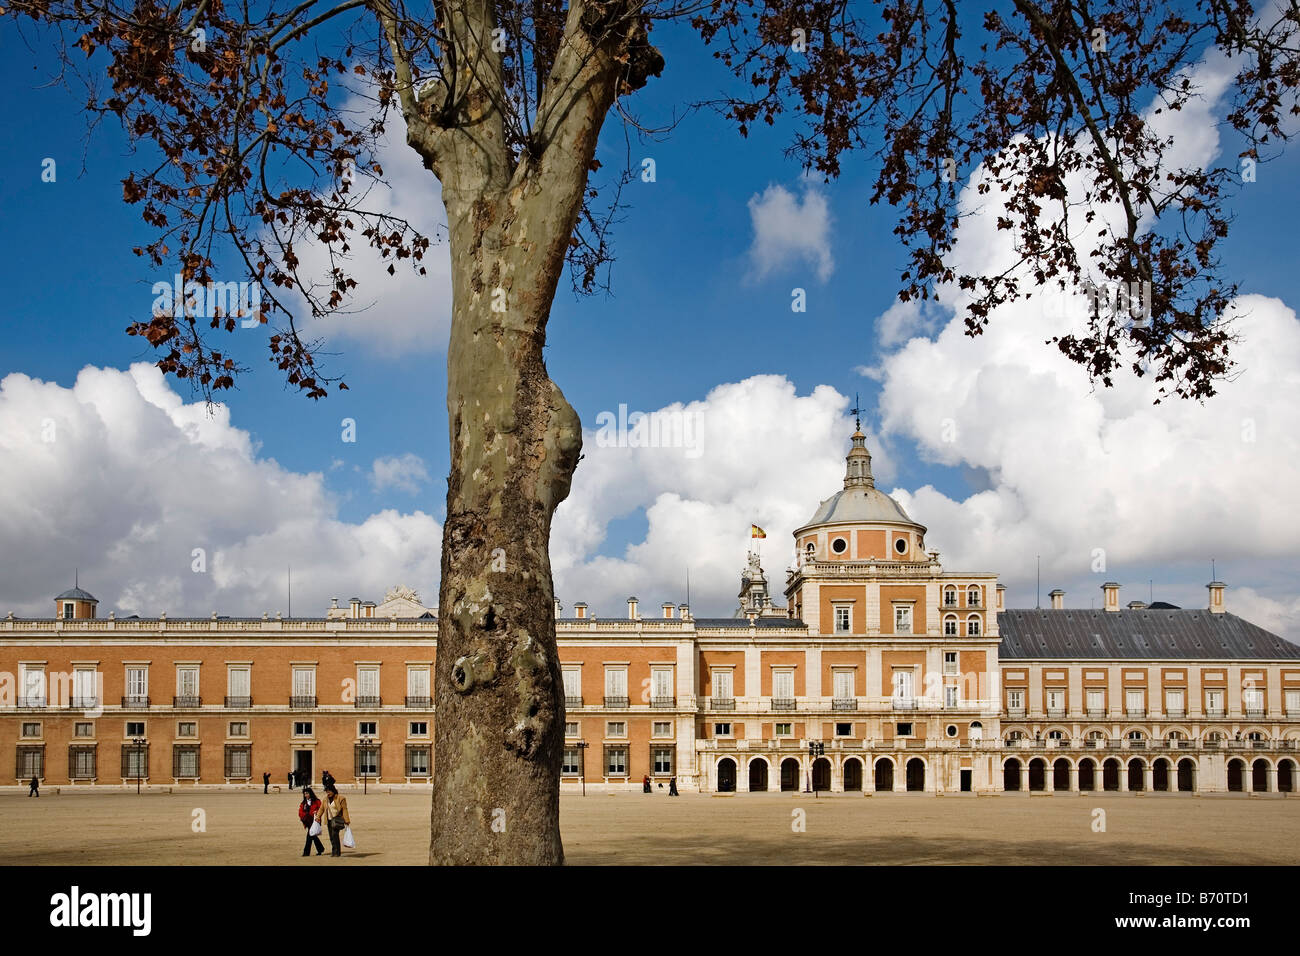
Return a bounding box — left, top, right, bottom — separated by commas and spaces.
576, 740, 589, 796
806, 741, 825, 796
360, 736, 373, 795
132, 736, 145, 794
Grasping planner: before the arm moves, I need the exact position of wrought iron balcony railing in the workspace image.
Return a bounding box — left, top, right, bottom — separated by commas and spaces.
832, 698, 858, 711
224, 696, 252, 708
771, 698, 797, 711
710, 698, 735, 711
651, 697, 676, 709
121, 695, 150, 708
289, 695, 317, 709
172, 696, 202, 708
562, 695, 582, 709
603, 696, 629, 709
354, 696, 381, 708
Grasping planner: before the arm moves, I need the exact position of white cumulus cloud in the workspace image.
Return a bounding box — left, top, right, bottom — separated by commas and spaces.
746, 183, 834, 282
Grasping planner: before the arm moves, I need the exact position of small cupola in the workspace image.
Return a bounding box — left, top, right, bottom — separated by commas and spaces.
55, 583, 98, 620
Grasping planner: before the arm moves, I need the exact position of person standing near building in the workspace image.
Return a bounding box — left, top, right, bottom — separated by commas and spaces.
288, 769, 295, 790
669, 776, 678, 797
28, 775, 38, 798
299, 787, 324, 857
642, 774, 651, 793
263, 771, 271, 794
316, 784, 351, 857
321, 769, 335, 790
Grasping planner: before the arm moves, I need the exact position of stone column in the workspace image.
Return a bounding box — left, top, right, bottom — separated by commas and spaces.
1070, 764, 1080, 792
1143, 763, 1153, 792
1020, 763, 1028, 792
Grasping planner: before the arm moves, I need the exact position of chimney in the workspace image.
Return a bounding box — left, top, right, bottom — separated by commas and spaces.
662, 602, 675, 619
627, 596, 639, 620
574, 602, 588, 620
1049, 589, 1064, 610
330, 597, 339, 610
363, 601, 376, 618
1127, 600, 1148, 610
1101, 582, 1120, 612
995, 584, 1006, 611
679, 604, 690, 622
553, 598, 562, 617
1207, 581, 1226, 614
349, 597, 361, 619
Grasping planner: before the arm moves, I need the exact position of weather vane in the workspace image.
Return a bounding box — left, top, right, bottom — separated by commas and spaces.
850, 392, 862, 431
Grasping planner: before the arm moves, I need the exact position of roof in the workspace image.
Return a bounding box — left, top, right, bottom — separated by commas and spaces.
55, 587, 97, 602
799, 486, 920, 529
693, 617, 807, 630
997, 609, 1300, 660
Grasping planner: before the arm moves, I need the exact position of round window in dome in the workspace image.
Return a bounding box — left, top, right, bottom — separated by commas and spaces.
831, 537, 848, 554
894, 537, 908, 554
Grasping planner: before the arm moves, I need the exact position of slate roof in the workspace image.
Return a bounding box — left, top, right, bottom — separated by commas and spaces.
998, 609, 1300, 660
800, 486, 919, 529
55, 587, 97, 602
694, 617, 808, 630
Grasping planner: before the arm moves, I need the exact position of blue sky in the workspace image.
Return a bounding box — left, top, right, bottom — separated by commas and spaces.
2, 16, 1299, 633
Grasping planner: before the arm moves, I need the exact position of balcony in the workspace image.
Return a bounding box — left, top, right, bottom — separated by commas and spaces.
289, 696, 317, 709
603, 696, 629, 709
70, 696, 99, 709
1006, 707, 1026, 719
1250, 739, 1270, 749
224, 696, 252, 708
1125, 709, 1146, 718
1085, 708, 1106, 718
771, 698, 798, 712
120, 695, 150, 708
1083, 739, 1102, 749
1244, 709, 1266, 719
832, 698, 858, 712
17, 698, 46, 709
1164, 709, 1185, 719
891, 697, 917, 711
1046, 708, 1066, 719
1205, 708, 1225, 718
354, 696, 382, 708
1204, 738, 1222, 749
1053, 737, 1073, 748
405, 696, 432, 708
1127, 739, 1147, 750
173, 696, 202, 708
651, 697, 676, 709
710, 698, 735, 712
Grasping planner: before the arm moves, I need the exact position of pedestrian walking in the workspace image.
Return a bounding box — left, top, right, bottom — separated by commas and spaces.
321, 769, 335, 790
288, 769, 295, 790
263, 771, 270, 794
316, 784, 351, 857
642, 774, 652, 793
669, 776, 678, 796
299, 787, 325, 857
28, 775, 38, 797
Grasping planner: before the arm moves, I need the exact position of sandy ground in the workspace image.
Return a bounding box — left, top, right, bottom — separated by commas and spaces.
1, 789, 1296, 865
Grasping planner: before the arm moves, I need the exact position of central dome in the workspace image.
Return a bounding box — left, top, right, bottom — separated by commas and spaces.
802, 485, 917, 527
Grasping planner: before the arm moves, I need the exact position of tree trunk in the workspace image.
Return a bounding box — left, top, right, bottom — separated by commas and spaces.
428, 172, 585, 865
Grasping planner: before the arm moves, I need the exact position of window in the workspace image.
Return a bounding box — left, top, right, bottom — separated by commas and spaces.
1047, 689, 1065, 712
943, 616, 958, 636
228, 722, 248, 737
604, 667, 628, 705
561, 748, 581, 776
19, 664, 45, 707
1206, 689, 1225, 713
74, 722, 94, 737
1242, 686, 1265, 713
943, 651, 958, 674
1164, 689, 1185, 714
226, 666, 251, 704
712, 669, 733, 702
1048, 730, 1065, 740
604, 746, 628, 776
292, 667, 316, 702
1007, 689, 1024, 711
652, 721, 672, 738
652, 746, 673, 775
177, 722, 197, 737
835, 722, 853, 737
293, 721, 313, 737
945, 685, 959, 708
892, 670, 914, 700
407, 667, 431, 705
73, 667, 98, 708
355, 743, 380, 776
1126, 730, 1145, 741
172, 745, 200, 778
896, 723, 913, 737
62, 602, 75, 620
967, 586, 981, 606
834, 605, 851, 633
946, 724, 958, 738
606, 721, 626, 738
125, 666, 148, 704
409, 721, 429, 737
772, 670, 794, 701
894, 605, 912, 634
943, 586, 957, 607
21, 722, 41, 738
713, 723, 732, 737
1287, 689, 1300, 714
966, 615, 981, 636
358, 721, 377, 736
833, 670, 854, 700
1125, 689, 1145, 713
224, 745, 252, 778
69, 745, 96, 779
125, 721, 146, 737
562, 667, 582, 704
775, 723, 793, 737
831, 537, 848, 554
894, 537, 908, 555
176, 666, 199, 701
651, 667, 674, 704
17, 746, 44, 778
406, 746, 431, 776
356, 665, 380, 705
564, 721, 579, 737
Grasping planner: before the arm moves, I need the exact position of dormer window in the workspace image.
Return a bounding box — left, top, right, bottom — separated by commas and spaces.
62, 603, 75, 620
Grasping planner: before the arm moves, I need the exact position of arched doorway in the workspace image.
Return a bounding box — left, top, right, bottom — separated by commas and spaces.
843, 758, 863, 792
780, 757, 800, 792
749, 758, 769, 792
1003, 758, 1021, 791
874, 758, 894, 791
1028, 758, 1046, 792
812, 757, 832, 792
1279, 759, 1295, 793
1127, 759, 1144, 791
1103, 758, 1121, 791
1078, 759, 1096, 791
1053, 758, 1070, 791
1252, 759, 1270, 793
906, 758, 925, 791
1227, 759, 1245, 792
1177, 758, 1195, 792
717, 758, 737, 793
1152, 759, 1169, 792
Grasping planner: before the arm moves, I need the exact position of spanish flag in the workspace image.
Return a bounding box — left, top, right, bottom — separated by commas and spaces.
751, 525, 767, 539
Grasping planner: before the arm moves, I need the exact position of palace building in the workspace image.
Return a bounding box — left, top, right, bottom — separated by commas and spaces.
2, 427, 1299, 795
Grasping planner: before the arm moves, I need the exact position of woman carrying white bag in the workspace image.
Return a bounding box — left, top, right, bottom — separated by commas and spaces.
316, 783, 352, 857
299, 788, 325, 857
